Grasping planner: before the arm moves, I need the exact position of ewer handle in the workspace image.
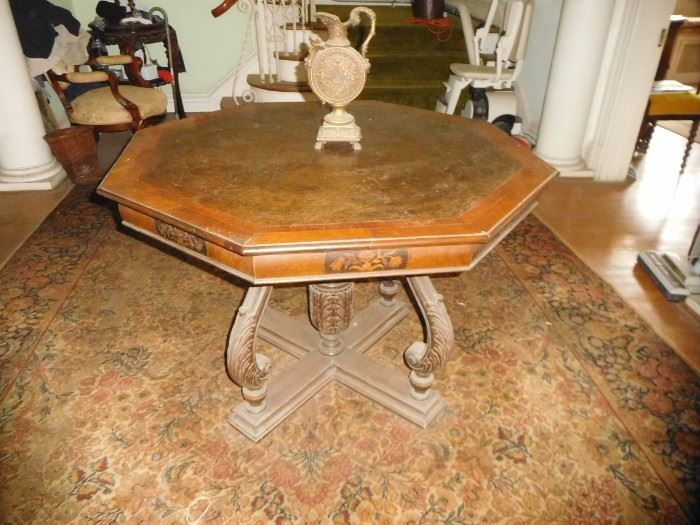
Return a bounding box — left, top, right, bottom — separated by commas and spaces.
349, 6, 376, 58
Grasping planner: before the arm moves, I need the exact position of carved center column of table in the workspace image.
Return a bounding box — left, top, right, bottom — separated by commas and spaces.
226, 278, 453, 440
96, 101, 557, 443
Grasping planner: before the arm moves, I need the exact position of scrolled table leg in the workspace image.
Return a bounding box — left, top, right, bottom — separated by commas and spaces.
404, 276, 454, 400
226, 285, 273, 413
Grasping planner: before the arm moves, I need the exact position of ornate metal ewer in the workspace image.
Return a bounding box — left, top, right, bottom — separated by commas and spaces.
304, 7, 376, 151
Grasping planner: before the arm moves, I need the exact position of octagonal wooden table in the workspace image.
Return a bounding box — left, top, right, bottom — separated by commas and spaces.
97, 101, 557, 441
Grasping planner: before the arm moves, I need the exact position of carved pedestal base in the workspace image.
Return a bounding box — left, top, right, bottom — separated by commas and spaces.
227, 277, 453, 442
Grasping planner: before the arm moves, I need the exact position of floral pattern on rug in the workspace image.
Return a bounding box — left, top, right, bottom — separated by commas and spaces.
500, 215, 700, 518
0, 189, 696, 523
0, 187, 109, 397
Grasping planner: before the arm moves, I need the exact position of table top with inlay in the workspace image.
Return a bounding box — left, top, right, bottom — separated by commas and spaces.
98, 101, 556, 284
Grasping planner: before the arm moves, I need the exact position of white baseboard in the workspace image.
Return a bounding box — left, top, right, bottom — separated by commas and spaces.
166, 56, 259, 113
514, 85, 539, 144
165, 73, 236, 113
557, 167, 595, 178
167, 92, 224, 113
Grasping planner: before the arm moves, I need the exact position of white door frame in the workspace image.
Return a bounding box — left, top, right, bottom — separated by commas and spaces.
583, 0, 677, 181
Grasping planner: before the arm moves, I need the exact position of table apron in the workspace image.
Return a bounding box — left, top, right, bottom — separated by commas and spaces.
117, 202, 534, 285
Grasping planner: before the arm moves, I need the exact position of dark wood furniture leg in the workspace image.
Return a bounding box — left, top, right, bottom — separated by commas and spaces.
681, 118, 699, 172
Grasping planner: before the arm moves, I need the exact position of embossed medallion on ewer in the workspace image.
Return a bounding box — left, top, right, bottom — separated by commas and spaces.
304, 7, 376, 151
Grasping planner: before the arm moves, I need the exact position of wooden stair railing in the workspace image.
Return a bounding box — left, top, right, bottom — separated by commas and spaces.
211, 0, 237, 18
212, 0, 320, 101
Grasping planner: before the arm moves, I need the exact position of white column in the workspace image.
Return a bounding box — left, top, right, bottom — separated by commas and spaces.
0, 0, 67, 191
534, 0, 615, 177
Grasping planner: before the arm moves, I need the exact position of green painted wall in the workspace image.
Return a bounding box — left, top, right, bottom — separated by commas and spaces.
59, 0, 560, 127
51, 0, 74, 10
67, 0, 250, 94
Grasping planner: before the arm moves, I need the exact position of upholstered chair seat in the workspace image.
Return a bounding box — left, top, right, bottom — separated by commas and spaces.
69, 85, 167, 126
648, 91, 700, 116
636, 84, 700, 172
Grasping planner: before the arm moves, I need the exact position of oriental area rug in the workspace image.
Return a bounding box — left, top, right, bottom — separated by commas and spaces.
1, 184, 698, 524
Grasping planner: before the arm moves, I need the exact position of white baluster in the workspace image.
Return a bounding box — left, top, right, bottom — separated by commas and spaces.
292, 0, 298, 54
254, 0, 269, 82
272, 1, 281, 81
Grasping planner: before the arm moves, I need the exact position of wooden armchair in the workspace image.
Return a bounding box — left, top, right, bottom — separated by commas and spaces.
46, 54, 167, 135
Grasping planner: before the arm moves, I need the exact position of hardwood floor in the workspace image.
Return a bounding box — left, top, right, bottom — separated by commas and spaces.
0, 180, 72, 268
536, 125, 700, 372
0, 131, 130, 269
1, 123, 698, 371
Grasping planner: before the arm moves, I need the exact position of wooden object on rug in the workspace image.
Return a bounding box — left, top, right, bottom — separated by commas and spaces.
97, 101, 555, 440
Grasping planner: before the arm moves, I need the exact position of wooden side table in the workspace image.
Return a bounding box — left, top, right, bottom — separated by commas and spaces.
89, 20, 187, 119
